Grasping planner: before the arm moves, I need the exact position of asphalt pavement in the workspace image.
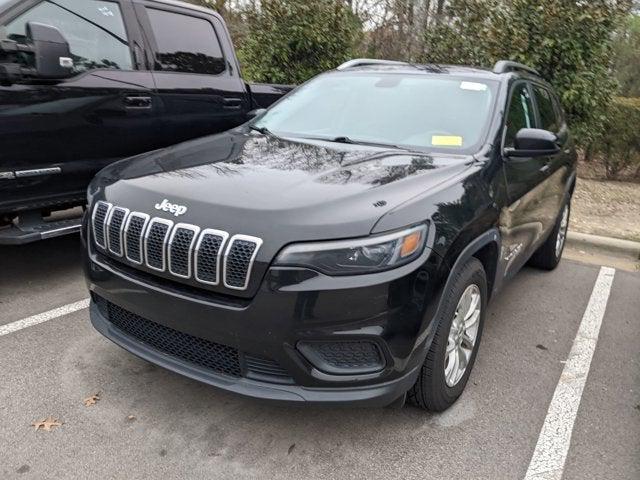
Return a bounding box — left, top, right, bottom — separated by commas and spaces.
0, 235, 638, 480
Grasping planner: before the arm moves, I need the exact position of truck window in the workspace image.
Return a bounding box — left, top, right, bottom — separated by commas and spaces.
146, 8, 225, 75
532, 85, 560, 133
504, 83, 534, 148
5, 0, 132, 73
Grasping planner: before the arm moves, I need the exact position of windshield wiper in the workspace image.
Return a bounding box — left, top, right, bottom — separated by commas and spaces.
299, 135, 419, 152
249, 125, 275, 136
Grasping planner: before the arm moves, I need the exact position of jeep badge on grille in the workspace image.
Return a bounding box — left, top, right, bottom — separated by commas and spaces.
155, 199, 188, 217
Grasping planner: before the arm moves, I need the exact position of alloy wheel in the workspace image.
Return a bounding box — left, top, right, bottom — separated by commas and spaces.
555, 205, 569, 258
444, 284, 481, 387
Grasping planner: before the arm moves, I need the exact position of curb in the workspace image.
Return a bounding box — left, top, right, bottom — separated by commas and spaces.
567, 231, 640, 259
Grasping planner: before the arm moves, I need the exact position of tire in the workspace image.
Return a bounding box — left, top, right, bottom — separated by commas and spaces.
408, 257, 487, 412
528, 201, 570, 271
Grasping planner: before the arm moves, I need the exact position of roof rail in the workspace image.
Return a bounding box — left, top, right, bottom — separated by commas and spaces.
493, 60, 539, 76
336, 58, 410, 71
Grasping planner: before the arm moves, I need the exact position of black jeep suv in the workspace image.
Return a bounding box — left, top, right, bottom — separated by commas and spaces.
84, 59, 576, 411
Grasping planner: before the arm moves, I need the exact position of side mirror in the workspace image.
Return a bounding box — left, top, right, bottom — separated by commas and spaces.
504, 128, 560, 158
27, 22, 73, 79
247, 108, 266, 119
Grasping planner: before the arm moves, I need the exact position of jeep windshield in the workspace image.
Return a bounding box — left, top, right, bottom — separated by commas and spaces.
253, 72, 498, 154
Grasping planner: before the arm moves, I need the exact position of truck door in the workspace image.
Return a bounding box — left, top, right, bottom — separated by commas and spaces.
0, 0, 158, 213
133, 0, 250, 147
499, 81, 554, 277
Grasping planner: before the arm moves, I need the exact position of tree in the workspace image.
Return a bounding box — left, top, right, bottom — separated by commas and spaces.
184, 0, 248, 45
422, 0, 633, 146
237, 0, 362, 84
613, 14, 640, 97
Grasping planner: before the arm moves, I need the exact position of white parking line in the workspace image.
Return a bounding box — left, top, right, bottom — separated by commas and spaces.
0, 298, 90, 337
524, 266, 616, 480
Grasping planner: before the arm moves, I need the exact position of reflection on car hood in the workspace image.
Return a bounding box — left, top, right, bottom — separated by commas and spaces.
92, 130, 475, 242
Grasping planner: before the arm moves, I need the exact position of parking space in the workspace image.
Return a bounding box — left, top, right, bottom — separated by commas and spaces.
1, 236, 638, 480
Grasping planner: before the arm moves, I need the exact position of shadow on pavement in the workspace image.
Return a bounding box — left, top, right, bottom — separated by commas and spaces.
0, 234, 84, 290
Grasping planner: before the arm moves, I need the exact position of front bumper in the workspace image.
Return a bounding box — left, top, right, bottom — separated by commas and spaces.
85, 247, 444, 407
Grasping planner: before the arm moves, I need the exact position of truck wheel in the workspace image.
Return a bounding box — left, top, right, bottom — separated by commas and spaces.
528, 201, 570, 271
408, 257, 487, 412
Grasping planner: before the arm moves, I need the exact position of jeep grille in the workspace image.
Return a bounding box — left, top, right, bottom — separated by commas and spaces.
92, 201, 262, 292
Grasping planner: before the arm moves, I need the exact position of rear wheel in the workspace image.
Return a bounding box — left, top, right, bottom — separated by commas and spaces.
528, 201, 570, 270
408, 257, 487, 412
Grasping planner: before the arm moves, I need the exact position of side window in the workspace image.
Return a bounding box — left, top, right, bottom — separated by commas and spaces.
146, 9, 225, 75
533, 85, 559, 133
5, 0, 132, 73
504, 83, 534, 148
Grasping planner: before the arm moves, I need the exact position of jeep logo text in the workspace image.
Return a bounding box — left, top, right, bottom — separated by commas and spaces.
155, 199, 188, 217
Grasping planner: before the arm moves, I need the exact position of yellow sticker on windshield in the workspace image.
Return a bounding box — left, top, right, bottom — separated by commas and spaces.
431, 135, 463, 147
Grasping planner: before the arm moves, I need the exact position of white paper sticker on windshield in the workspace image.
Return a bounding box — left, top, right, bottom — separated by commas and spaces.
460, 81, 488, 91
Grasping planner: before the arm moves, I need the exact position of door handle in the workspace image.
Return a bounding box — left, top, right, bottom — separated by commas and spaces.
539, 161, 551, 174
124, 95, 152, 109
222, 97, 242, 109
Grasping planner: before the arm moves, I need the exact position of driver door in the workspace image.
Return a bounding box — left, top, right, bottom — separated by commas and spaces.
499, 81, 554, 277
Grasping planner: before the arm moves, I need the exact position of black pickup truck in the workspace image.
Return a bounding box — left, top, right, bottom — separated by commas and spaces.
0, 0, 291, 244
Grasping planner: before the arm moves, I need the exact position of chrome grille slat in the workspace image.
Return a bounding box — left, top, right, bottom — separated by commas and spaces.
91, 201, 112, 249
124, 212, 150, 265
144, 218, 173, 272
224, 235, 263, 290
93, 202, 262, 292
194, 229, 229, 285
168, 223, 200, 278
106, 207, 129, 257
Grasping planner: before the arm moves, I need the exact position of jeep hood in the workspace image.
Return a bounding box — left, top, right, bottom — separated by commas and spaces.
91, 130, 474, 248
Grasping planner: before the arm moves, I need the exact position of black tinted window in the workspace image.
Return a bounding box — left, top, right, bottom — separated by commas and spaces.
6, 0, 132, 73
147, 9, 225, 75
533, 85, 560, 133
505, 83, 534, 147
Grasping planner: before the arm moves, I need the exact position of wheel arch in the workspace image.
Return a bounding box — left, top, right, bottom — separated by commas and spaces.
440, 228, 502, 302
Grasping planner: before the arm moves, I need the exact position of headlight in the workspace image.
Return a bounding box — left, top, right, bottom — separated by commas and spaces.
274, 224, 428, 275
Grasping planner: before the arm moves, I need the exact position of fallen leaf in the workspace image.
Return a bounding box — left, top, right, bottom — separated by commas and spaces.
288, 443, 296, 454
536, 344, 548, 351
83, 393, 100, 407
32, 416, 62, 431
126, 415, 136, 422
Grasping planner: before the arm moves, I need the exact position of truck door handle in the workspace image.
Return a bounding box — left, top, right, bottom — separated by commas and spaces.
222, 97, 242, 109
540, 162, 551, 174
124, 95, 152, 109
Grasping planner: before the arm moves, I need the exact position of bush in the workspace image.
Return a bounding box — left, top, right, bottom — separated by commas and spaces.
422, 0, 633, 147
237, 0, 362, 85
599, 97, 640, 179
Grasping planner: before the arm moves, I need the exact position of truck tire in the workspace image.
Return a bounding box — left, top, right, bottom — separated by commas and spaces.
408, 257, 487, 412
528, 201, 570, 271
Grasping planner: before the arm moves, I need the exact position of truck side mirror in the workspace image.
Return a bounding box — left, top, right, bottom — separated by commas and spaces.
26, 22, 73, 79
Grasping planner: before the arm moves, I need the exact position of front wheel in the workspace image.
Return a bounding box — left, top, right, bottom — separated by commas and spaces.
407, 257, 487, 412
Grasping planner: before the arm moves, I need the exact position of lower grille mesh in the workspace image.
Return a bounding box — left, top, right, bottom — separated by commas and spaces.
104, 301, 241, 378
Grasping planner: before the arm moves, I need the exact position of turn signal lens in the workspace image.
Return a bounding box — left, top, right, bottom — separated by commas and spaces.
400, 231, 423, 258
